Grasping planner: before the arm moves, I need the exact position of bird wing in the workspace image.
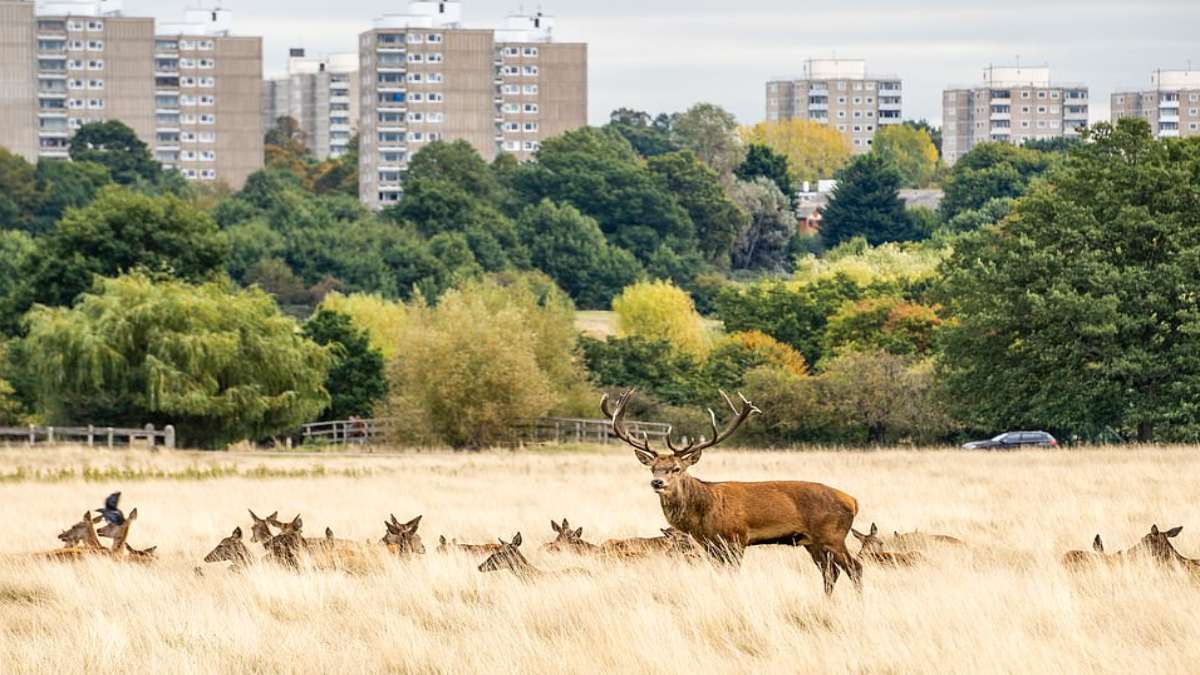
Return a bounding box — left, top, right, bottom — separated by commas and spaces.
105, 492, 121, 510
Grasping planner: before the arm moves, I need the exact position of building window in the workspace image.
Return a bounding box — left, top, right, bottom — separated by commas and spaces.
182, 77, 197, 87
1037, 106, 1047, 114
408, 53, 424, 63
427, 93, 443, 102
200, 151, 215, 162
503, 102, 519, 113
179, 40, 195, 50
67, 20, 84, 31
428, 73, 443, 83
837, 96, 846, 104
198, 59, 214, 69
69, 79, 84, 90
502, 65, 519, 75
427, 33, 443, 43
504, 122, 519, 131
88, 79, 104, 89
86, 20, 104, 31
502, 84, 519, 94
87, 40, 104, 51
524, 122, 539, 132
87, 60, 104, 70
69, 40, 85, 51
427, 53, 443, 63
199, 114, 215, 125
504, 140, 521, 151
408, 73, 423, 83
523, 103, 539, 113
1050, 91, 1060, 99
87, 98, 104, 109
504, 47, 519, 57
199, 77, 215, 87
429, 112, 444, 123
407, 33, 424, 44
523, 47, 538, 57
1021, 91, 1031, 99
523, 85, 538, 95
198, 40, 214, 51
199, 95, 215, 106
852, 97, 861, 104
68, 59, 83, 69
522, 65, 538, 76
409, 92, 424, 102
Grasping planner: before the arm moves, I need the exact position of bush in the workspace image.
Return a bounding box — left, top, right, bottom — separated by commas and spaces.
22, 274, 331, 448
303, 309, 388, 421
385, 274, 593, 448
817, 349, 952, 445
822, 296, 942, 359
612, 280, 710, 357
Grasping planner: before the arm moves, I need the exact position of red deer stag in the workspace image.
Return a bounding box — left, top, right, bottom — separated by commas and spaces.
603, 389, 863, 595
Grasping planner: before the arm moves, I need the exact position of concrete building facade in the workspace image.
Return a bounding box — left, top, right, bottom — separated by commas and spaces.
0, 1, 261, 188
1112, 70, 1200, 140
358, 1, 587, 209
765, 59, 903, 154
942, 66, 1089, 165
263, 49, 359, 160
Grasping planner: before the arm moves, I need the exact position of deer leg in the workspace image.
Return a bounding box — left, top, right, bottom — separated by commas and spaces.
805, 545, 838, 595
828, 539, 864, 593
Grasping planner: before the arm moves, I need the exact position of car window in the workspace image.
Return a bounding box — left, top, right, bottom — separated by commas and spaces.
1019, 433, 1040, 442
991, 433, 1007, 442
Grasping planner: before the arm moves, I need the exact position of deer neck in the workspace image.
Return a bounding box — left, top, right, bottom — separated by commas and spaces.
659, 474, 714, 531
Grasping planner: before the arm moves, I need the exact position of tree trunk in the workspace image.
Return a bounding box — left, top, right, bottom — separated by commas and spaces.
1137, 421, 1154, 444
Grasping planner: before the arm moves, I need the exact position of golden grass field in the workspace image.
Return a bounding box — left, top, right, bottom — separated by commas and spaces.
2, 444, 1199, 674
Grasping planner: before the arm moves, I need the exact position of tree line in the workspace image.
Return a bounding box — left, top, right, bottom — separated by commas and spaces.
0, 110, 1194, 448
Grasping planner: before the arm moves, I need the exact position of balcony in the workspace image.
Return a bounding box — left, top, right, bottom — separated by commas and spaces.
990, 112, 1011, 121
1159, 113, 1180, 123
1159, 99, 1180, 109
808, 103, 828, 111
1159, 128, 1181, 138
879, 101, 902, 111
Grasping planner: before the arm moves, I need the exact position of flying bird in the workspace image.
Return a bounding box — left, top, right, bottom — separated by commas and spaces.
96, 491, 124, 526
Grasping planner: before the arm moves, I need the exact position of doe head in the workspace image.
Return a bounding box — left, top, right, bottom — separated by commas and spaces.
478, 532, 526, 573
205, 526, 251, 564
851, 523, 884, 555
382, 514, 425, 555
1139, 524, 1183, 562
248, 509, 279, 544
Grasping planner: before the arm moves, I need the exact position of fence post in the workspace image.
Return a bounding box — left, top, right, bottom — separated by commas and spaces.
47, 426, 55, 444
28, 424, 36, 445
106, 427, 114, 448
164, 425, 175, 450
87, 424, 95, 447
144, 423, 156, 450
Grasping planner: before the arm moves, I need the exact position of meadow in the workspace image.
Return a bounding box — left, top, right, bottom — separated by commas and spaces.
1, 444, 1198, 674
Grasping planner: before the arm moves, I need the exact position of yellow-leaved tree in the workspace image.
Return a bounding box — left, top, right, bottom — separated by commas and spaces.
740, 119, 851, 184
872, 125, 940, 187
612, 280, 710, 357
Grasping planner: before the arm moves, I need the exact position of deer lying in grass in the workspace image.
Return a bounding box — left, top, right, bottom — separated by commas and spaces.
542, 519, 601, 554
890, 529, 966, 551
42, 509, 153, 562
438, 535, 502, 556
1061, 535, 1106, 568
204, 526, 255, 570
380, 514, 426, 557
851, 523, 921, 567
605, 389, 863, 595
600, 528, 704, 560
479, 533, 588, 579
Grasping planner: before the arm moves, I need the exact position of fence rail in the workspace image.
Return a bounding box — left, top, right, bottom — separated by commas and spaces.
299, 416, 671, 447
0, 424, 175, 449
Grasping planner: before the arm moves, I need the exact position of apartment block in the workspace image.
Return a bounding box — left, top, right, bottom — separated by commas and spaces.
358, 1, 587, 209
1112, 70, 1200, 139
0, 1, 261, 188
942, 66, 1089, 165
154, 9, 262, 188
263, 49, 359, 160
765, 59, 902, 154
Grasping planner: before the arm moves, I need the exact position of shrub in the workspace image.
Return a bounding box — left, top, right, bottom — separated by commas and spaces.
612, 280, 710, 357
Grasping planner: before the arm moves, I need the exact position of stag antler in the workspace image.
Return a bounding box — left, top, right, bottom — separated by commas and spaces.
601, 389, 658, 464
602, 389, 760, 464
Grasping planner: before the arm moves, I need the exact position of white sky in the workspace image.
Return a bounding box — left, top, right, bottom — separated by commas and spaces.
130, 0, 1200, 126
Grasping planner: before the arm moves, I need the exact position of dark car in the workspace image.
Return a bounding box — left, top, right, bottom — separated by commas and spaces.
962, 431, 1057, 450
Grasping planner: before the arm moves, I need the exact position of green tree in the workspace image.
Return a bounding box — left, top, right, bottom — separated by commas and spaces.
729, 177, 796, 272
735, 143, 793, 197
822, 296, 941, 359
647, 150, 748, 266
303, 309, 388, 421
517, 199, 643, 309
938, 119, 1200, 442
821, 153, 920, 248
30, 159, 112, 233
0, 230, 35, 302
940, 197, 1015, 236
903, 120, 942, 156
245, 257, 313, 306
513, 127, 694, 262
819, 349, 949, 444
613, 280, 710, 357
0, 149, 38, 231
22, 274, 330, 448
8, 186, 229, 318
939, 142, 1052, 220
873, 125, 940, 188
606, 108, 678, 157
580, 335, 706, 405
69, 120, 160, 185
671, 103, 746, 177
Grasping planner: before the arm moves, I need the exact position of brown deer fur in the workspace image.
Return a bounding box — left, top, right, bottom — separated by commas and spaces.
438, 535, 503, 556
542, 518, 601, 554
600, 528, 703, 559
1061, 535, 1107, 568
604, 390, 863, 595
851, 523, 922, 567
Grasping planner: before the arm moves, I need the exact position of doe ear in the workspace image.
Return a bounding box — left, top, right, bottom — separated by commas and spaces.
551, 520, 561, 534
574, 527, 583, 539
232, 526, 243, 539
248, 509, 260, 521
292, 515, 303, 530
404, 515, 422, 531
144, 546, 157, 554
1165, 526, 1183, 538
1151, 524, 1160, 535
869, 522, 878, 536
512, 532, 523, 547
267, 511, 278, 520
851, 528, 867, 542
439, 535, 448, 545
1092, 534, 1104, 553
325, 527, 334, 539
127, 508, 138, 521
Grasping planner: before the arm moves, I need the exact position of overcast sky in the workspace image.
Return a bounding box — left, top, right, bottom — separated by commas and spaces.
129, 0, 1199, 126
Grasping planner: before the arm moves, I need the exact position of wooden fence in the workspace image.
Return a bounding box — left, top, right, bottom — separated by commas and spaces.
299, 416, 671, 447
0, 424, 176, 449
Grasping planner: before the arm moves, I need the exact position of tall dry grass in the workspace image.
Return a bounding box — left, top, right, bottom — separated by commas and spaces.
1, 444, 1199, 674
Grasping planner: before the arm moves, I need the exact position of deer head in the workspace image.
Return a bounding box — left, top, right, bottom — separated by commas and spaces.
205, 526, 252, 565
543, 518, 587, 552
248, 510, 278, 544
1134, 525, 1184, 562
851, 523, 885, 556
382, 514, 425, 555
268, 513, 304, 535
125, 544, 158, 561
603, 389, 759, 498
478, 532, 528, 573
58, 514, 104, 548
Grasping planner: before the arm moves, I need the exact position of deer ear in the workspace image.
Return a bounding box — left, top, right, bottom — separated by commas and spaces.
634, 449, 656, 466
869, 523, 878, 536
405, 515, 422, 531
249, 509, 259, 521
1166, 526, 1183, 538
145, 546, 157, 554
439, 535, 447, 545
512, 532, 522, 547
1151, 525, 1160, 535
574, 527, 583, 539
851, 528, 866, 541
325, 527, 334, 538
551, 520, 561, 533
293, 516, 303, 530
1093, 535, 1104, 552
678, 449, 702, 467
232, 526, 243, 539
268, 511, 278, 520
128, 508, 138, 521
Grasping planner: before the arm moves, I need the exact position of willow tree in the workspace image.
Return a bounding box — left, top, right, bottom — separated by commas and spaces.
23, 274, 331, 448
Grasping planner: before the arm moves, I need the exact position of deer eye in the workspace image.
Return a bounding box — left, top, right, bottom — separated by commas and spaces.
671, 467, 681, 474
